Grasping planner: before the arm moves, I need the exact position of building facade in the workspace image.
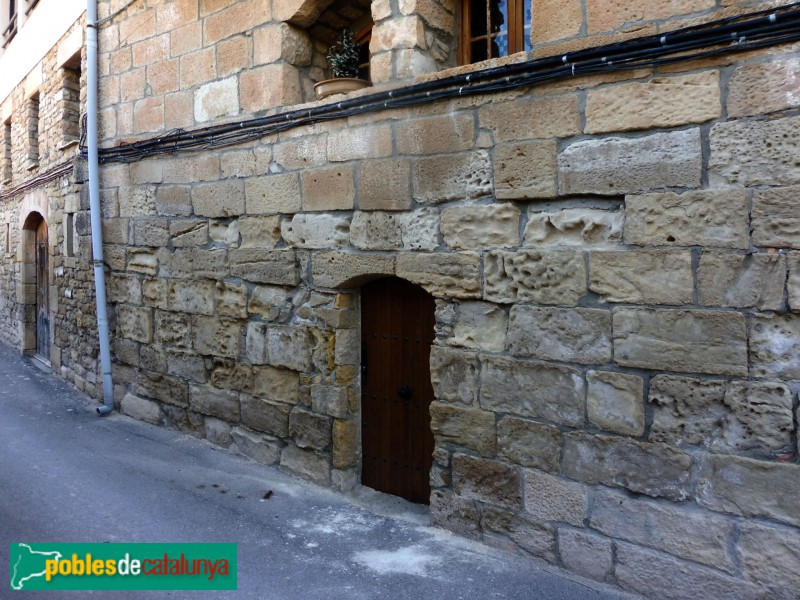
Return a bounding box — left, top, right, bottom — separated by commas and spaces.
2, 0, 800, 597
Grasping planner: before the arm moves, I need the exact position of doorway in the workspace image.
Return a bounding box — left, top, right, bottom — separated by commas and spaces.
34, 217, 49, 361
360, 277, 435, 504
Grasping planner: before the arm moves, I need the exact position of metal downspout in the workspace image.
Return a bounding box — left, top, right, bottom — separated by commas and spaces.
86, 0, 114, 415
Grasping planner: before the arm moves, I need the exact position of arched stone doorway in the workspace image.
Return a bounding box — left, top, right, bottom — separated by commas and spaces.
20, 212, 50, 362
360, 276, 436, 504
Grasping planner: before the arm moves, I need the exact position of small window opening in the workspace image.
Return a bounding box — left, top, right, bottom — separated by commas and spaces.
2, 118, 11, 182
64, 213, 74, 257
461, 0, 532, 64
61, 52, 82, 149
26, 91, 40, 169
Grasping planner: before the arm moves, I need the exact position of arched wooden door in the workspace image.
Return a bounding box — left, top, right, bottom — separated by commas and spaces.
35, 218, 50, 361
361, 277, 435, 504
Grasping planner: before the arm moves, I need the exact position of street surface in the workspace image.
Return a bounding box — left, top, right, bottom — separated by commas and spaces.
0, 342, 639, 599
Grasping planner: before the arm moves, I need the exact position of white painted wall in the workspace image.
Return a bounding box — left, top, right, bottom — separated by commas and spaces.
0, 0, 85, 107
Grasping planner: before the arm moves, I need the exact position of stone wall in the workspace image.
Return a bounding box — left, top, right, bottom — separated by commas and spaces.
94, 0, 800, 598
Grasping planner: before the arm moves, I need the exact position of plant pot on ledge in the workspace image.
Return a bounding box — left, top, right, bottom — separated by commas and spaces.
315, 28, 371, 101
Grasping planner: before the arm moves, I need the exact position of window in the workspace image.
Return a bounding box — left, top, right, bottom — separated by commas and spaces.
460, 0, 532, 64
60, 52, 82, 148
64, 213, 74, 257
26, 91, 39, 169
2, 0, 16, 48
2, 118, 10, 182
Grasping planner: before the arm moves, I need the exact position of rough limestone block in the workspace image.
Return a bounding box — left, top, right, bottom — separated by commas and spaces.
590, 488, 734, 572
789, 253, 800, 312
121, 393, 161, 425
695, 453, 800, 527
698, 252, 786, 310
288, 408, 331, 451
194, 76, 239, 122
311, 385, 348, 418
240, 394, 291, 437
587, 371, 644, 436
484, 249, 585, 305
167, 279, 215, 316
624, 189, 749, 249
614, 541, 762, 600
216, 281, 248, 319
430, 490, 481, 540
709, 116, 800, 186
189, 384, 240, 421
413, 151, 492, 205
479, 507, 557, 561
494, 140, 558, 199
191, 180, 245, 218
244, 173, 301, 215
117, 305, 153, 343
204, 417, 232, 448
586, 0, 715, 34
429, 403, 497, 456
738, 521, 800, 596
248, 286, 289, 320
135, 373, 188, 408
327, 124, 393, 162
281, 213, 350, 249
589, 250, 693, 305
301, 167, 355, 212
752, 185, 800, 249
132, 218, 170, 247
441, 203, 521, 249
524, 208, 623, 246
452, 453, 521, 509
396, 113, 474, 155
238, 216, 281, 249
480, 356, 584, 427
506, 306, 612, 365
478, 94, 581, 142
523, 469, 588, 527
359, 158, 413, 211
559, 129, 702, 195
170, 219, 208, 247
253, 366, 300, 405
613, 308, 747, 376
727, 55, 800, 118
562, 433, 692, 501
208, 219, 239, 248
154, 311, 190, 348
107, 274, 142, 305
229, 248, 298, 285
750, 313, 800, 379
450, 302, 508, 352
558, 528, 613, 583
396, 252, 481, 299
429, 346, 479, 405
497, 417, 561, 473
192, 316, 242, 358
280, 444, 330, 486
231, 426, 281, 465
585, 72, 721, 133
265, 325, 311, 371
350, 210, 438, 251
332, 418, 358, 469
311, 252, 395, 288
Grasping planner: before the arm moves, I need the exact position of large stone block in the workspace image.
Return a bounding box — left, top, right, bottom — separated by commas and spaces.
559, 129, 702, 195
790, 253, 800, 312
192, 317, 242, 358
238, 216, 281, 249
750, 313, 800, 379
332, 418, 357, 469
624, 189, 749, 249
359, 158, 412, 211
167, 279, 215, 315
562, 433, 692, 500
523, 469, 588, 527
728, 55, 800, 118
350, 209, 439, 251
244, 173, 302, 215
132, 218, 170, 247
117, 305, 153, 343
281, 213, 350, 249
497, 417, 560, 473
478, 95, 580, 142
452, 453, 521, 509
430, 403, 496, 456
154, 311, 191, 348
248, 285, 290, 320
695, 453, 800, 527
613, 308, 747, 376
738, 521, 800, 596
591, 488, 734, 572
506, 306, 612, 364
494, 140, 558, 199
585, 72, 721, 133
480, 507, 556, 561
280, 444, 330, 486
396, 252, 481, 299
480, 356, 584, 427
449, 302, 508, 352
430, 490, 481, 539
230, 426, 281, 465
429, 346, 479, 405
698, 252, 786, 310
752, 185, 800, 249
170, 219, 208, 247
709, 116, 800, 186
311, 252, 395, 288
396, 113, 474, 155
229, 248, 298, 285
288, 408, 331, 451
589, 250, 693, 305
121, 393, 161, 425
311, 385, 348, 418
558, 528, 613, 583
264, 325, 311, 371
412, 151, 492, 204
191, 180, 245, 218
484, 249, 585, 305
614, 541, 762, 600
524, 208, 623, 246
441, 203, 520, 250
253, 366, 300, 404
216, 281, 248, 319
587, 370, 644, 436
189, 385, 240, 421
301, 167, 355, 211
328, 124, 393, 162
586, 0, 714, 33
134, 372, 189, 408
240, 394, 291, 437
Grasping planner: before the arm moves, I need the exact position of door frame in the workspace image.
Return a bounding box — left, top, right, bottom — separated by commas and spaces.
19, 210, 48, 358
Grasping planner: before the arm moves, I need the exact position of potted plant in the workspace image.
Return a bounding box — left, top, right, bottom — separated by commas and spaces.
314, 28, 371, 100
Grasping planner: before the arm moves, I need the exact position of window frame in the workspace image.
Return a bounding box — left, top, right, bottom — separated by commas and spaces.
459, 0, 530, 65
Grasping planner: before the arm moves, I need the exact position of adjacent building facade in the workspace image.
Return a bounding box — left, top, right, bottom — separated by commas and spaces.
2, 1, 800, 597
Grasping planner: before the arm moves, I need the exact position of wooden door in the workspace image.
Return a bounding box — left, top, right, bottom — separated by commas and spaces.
361, 277, 436, 504
35, 218, 49, 360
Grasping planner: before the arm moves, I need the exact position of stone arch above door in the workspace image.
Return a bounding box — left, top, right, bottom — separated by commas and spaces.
19, 210, 48, 356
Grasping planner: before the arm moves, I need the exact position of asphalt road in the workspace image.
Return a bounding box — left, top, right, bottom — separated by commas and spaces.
0, 341, 639, 600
